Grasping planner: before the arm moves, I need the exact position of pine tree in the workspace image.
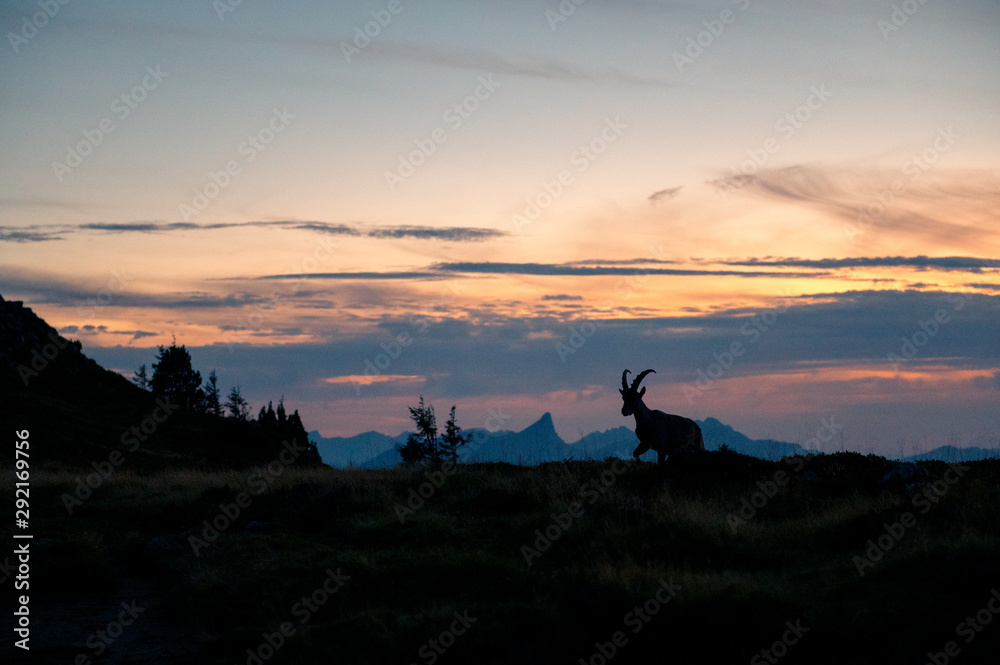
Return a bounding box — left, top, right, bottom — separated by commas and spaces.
398, 396, 438, 465
397, 398, 468, 465
132, 364, 150, 390
440, 405, 471, 464
258, 401, 277, 429
150, 341, 203, 410
286, 409, 309, 447
225, 385, 251, 421
205, 370, 222, 417
276, 398, 287, 429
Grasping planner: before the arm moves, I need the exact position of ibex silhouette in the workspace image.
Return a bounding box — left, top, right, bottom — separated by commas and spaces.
620, 369, 704, 463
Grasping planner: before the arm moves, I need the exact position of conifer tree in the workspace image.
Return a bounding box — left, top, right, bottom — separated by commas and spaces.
397, 397, 469, 465
398, 396, 438, 464
132, 364, 150, 390
204, 370, 222, 417
150, 340, 203, 410
440, 405, 472, 464
225, 385, 250, 421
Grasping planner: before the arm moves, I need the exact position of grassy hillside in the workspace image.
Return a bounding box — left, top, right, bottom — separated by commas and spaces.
10, 451, 999, 664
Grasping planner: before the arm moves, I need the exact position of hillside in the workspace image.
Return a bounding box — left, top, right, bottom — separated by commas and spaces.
0, 294, 319, 470
9, 453, 999, 664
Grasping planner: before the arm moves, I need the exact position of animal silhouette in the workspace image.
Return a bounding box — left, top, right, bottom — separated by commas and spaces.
620, 369, 704, 463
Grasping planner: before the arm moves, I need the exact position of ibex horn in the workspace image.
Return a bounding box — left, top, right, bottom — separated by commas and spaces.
632, 369, 656, 389
621, 370, 631, 391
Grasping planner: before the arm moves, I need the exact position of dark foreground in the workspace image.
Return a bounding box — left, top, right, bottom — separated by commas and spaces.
5, 451, 999, 665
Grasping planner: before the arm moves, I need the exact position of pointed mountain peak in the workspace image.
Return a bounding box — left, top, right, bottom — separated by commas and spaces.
525, 411, 554, 430
519, 412, 564, 446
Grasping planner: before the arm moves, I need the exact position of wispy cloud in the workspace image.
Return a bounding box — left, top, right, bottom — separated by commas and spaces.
0, 220, 506, 243
364, 225, 505, 242
254, 271, 448, 281
254, 260, 828, 281
648, 186, 683, 204
368, 42, 679, 89
723, 255, 1000, 272
431, 262, 823, 278
709, 165, 1000, 249
61, 324, 157, 342
0, 228, 64, 242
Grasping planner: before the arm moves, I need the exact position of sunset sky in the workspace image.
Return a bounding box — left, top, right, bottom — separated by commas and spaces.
2, 0, 998, 455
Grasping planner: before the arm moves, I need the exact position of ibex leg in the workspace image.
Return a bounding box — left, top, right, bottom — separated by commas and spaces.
632, 442, 649, 463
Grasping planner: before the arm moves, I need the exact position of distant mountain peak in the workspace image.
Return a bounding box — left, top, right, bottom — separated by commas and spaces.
533, 412, 554, 427
521, 412, 561, 440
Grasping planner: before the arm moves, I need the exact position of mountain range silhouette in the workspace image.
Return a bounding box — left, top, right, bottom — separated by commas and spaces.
312, 412, 998, 468
3, 293, 994, 469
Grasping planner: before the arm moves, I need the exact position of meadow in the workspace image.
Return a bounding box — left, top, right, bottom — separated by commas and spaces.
9, 451, 1000, 665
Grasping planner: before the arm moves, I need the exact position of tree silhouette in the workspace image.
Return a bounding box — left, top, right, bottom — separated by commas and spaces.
397, 397, 469, 465
276, 398, 287, 428
204, 370, 222, 417
398, 396, 438, 464
254, 397, 318, 463
440, 405, 472, 464
258, 401, 277, 429
225, 385, 251, 420
132, 364, 150, 390
150, 341, 203, 410
284, 408, 309, 449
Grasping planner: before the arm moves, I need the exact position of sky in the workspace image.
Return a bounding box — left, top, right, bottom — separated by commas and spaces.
2, 0, 998, 455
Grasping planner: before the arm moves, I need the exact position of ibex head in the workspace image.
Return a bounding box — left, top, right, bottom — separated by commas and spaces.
620, 369, 655, 416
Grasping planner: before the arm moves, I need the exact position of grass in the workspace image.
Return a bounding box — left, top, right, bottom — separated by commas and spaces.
6, 452, 999, 664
